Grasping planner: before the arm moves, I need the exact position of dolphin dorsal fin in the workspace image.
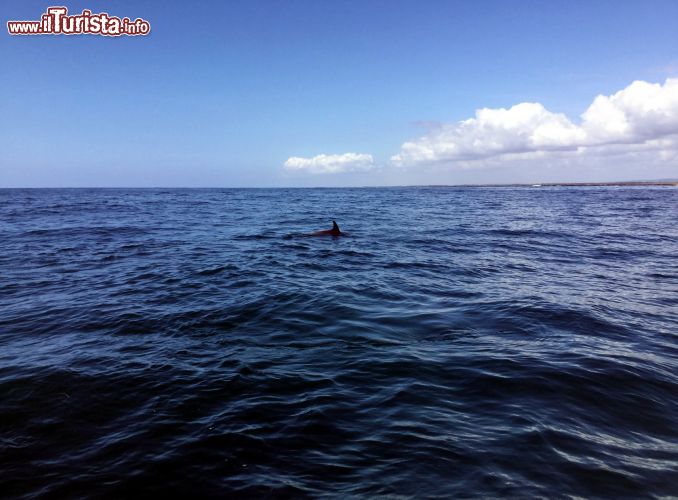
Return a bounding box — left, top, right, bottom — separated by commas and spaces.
332, 220, 340, 231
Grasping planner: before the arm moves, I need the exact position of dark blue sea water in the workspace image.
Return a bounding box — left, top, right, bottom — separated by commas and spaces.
1, 187, 677, 498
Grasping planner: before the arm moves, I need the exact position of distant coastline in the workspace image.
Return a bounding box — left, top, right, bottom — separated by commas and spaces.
420, 180, 678, 188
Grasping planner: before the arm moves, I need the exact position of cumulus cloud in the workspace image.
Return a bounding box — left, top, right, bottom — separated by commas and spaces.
391, 78, 678, 167
284, 153, 374, 174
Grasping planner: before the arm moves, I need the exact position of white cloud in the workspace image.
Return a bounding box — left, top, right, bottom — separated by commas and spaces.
391, 78, 678, 168
284, 153, 374, 174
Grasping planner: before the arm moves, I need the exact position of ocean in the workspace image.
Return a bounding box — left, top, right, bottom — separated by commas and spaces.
1, 187, 677, 497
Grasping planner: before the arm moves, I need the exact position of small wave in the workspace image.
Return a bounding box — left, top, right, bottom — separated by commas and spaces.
233, 233, 277, 240
197, 264, 239, 276
385, 261, 446, 270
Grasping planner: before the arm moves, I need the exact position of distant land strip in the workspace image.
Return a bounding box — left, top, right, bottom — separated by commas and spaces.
422, 181, 678, 188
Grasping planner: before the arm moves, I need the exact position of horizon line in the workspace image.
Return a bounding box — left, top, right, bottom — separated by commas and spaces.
1, 179, 677, 189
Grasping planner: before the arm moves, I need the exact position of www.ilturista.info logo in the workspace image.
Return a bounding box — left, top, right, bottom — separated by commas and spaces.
7, 6, 151, 36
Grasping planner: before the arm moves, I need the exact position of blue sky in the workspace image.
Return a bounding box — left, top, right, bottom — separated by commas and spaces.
2, 0, 677, 186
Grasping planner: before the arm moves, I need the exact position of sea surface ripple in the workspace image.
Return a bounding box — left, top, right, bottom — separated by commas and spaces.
1, 187, 677, 498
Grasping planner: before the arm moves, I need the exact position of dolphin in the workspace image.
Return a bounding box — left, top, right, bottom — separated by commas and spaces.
310, 220, 343, 237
